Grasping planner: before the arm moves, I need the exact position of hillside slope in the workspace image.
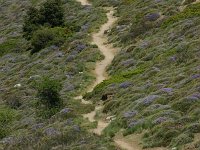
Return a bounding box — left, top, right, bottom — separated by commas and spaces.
84, 0, 200, 149
0, 0, 200, 150
0, 0, 114, 149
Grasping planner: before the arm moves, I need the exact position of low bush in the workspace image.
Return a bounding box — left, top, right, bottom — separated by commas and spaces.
23, 0, 64, 39
34, 77, 63, 118
31, 27, 68, 54
36, 77, 63, 108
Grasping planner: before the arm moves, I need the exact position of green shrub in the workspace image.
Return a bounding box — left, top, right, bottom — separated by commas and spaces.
31, 27, 68, 53
35, 77, 63, 109
40, 0, 64, 27
23, 6, 42, 39
23, 0, 64, 39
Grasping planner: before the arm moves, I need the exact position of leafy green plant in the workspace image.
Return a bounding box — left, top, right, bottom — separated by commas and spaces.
23, 6, 42, 40
31, 27, 68, 54
35, 77, 63, 109
23, 0, 64, 40
40, 0, 64, 27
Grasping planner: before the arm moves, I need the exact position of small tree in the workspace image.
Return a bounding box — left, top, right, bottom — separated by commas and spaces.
36, 77, 63, 109
40, 0, 64, 27
31, 27, 66, 54
23, 0, 65, 40
31, 28, 55, 53
23, 7, 41, 40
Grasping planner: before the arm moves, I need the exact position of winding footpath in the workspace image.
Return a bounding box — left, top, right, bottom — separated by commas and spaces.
75, 0, 118, 135
75, 0, 168, 150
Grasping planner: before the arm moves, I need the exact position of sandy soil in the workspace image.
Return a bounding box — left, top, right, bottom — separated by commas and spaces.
76, 0, 91, 5
80, 8, 118, 135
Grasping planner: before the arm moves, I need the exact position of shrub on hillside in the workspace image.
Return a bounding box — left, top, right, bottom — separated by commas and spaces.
31, 27, 67, 54
23, 0, 64, 40
23, 7, 42, 40
35, 77, 63, 109
34, 77, 63, 118
40, 0, 64, 27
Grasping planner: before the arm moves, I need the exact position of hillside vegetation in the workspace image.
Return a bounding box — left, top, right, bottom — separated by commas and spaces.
0, 0, 114, 149
0, 0, 199, 149
85, 0, 200, 149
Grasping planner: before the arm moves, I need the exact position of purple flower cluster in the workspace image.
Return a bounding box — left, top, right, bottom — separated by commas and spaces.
119, 81, 132, 89
123, 110, 138, 118
153, 117, 168, 124
161, 88, 173, 94
186, 93, 200, 102
121, 59, 135, 67
60, 108, 71, 115
191, 74, 200, 79
145, 13, 160, 21
128, 119, 144, 128
43, 127, 61, 137
75, 44, 86, 52
142, 95, 160, 105
169, 56, 177, 62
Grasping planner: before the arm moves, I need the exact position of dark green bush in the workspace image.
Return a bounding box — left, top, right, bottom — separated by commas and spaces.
40, 0, 64, 27
35, 77, 63, 109
23, 6, 42, 40
23, 0, 64, 40
31, 27, 67, 54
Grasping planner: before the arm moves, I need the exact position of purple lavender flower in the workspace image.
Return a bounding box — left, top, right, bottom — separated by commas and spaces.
43, 127, 61, 137
191, 74, 200, 79
76, 44, 86, 52
60, 108, 71, 115
119, 81, 132, 89
145, 13, 160, 21
153, 117, 168, 124
121, 59, 135, 67
123, 110, 138, 118
161, 88, 173, 94
143, 95, 160, 105
128, 119, 144, 128
169, 56, 177, 62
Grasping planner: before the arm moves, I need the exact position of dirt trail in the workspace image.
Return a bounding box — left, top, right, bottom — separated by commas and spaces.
75, 0, 118, 135
76, 0, 91, 5
75, 0, 167, 150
